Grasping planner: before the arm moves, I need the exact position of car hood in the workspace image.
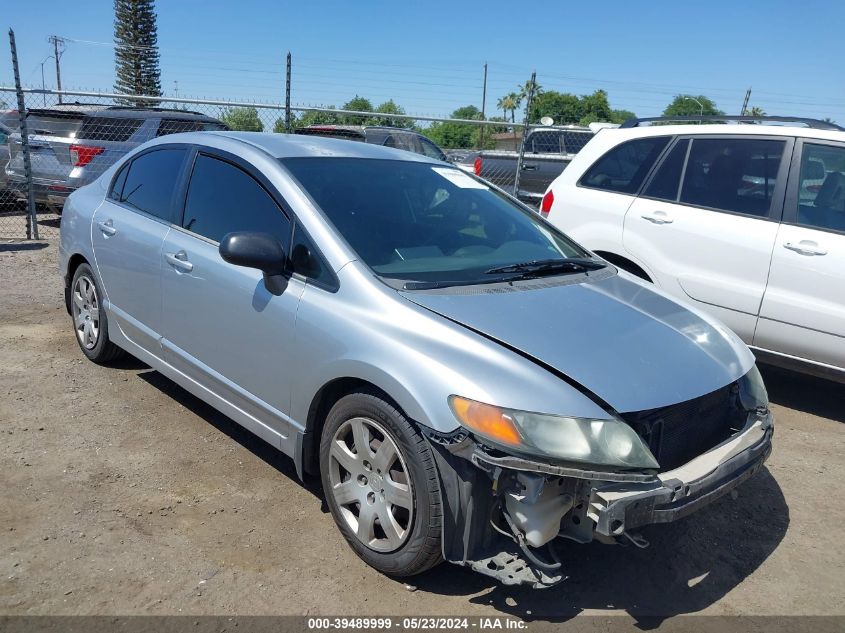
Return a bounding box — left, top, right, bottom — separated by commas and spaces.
400, 273, 754, 413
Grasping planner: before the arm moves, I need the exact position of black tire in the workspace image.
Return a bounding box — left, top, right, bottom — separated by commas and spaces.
320, 391, 443, 577
70, 263, 125, 364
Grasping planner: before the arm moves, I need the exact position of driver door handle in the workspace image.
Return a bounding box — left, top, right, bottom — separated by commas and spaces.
165, 250, 194, 272
97, 219, 116, 236
521, 163, 538, 171
784, 241, 827, 256
641, 211, 674, 225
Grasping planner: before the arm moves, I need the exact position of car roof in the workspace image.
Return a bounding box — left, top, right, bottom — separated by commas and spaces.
176, 130, 442, 161
598, 122, 845, 143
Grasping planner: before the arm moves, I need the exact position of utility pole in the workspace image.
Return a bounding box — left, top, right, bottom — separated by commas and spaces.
741, 87, 752, 116
513, 71, 537, 199
48, 35, 65, 104
10, 29, 39, 239
285, 52, 292, 133
479, 62, 488, 149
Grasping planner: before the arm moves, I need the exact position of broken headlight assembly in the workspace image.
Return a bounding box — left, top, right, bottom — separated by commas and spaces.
449, 395, 659, 470
738, 364, 769, 414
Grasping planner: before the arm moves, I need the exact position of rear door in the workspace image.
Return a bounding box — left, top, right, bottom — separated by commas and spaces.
624, 135, 791, 342
91, 147, 189, 355
755, 138, 845, 368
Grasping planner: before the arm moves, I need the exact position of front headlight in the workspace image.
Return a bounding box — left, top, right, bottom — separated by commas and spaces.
449, 395, 659, 470
738, 365, 769, 413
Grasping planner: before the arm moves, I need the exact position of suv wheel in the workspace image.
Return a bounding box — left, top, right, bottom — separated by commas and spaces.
320, 391, 442, 576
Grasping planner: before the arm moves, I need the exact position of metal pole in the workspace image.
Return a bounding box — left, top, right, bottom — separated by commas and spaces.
49, 36, 63, 104
479, 62, 487, 149
9, 29, 38, 240
513, 71, 536, 201
40, 62, 46, 106
741, 88, 752, 116
284, 52, 292, 133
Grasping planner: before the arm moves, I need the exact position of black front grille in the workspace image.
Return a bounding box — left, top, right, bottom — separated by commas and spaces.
622, 383, 747, 471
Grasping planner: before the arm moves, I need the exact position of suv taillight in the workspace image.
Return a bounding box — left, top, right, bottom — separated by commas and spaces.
70, 145, 104, 167
473, 156, 482, 176
540, 190, 554, 217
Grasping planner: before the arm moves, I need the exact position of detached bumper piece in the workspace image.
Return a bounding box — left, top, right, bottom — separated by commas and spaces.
425, 411, 773, 589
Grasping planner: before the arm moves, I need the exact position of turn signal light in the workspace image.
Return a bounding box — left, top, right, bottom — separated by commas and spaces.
449, 396, 522, 447
473, 156, 482, 176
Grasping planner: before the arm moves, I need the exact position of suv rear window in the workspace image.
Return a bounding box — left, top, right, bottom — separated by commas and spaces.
579, 136, 670, 194
24, 112, 85, 137
156, 119, 227, 137
78, 116, 144, 142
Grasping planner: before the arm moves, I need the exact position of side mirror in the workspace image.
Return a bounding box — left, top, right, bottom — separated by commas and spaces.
219, 232, 288, 295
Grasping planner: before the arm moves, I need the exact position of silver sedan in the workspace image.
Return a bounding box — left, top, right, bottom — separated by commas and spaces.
58, 131, 773, 587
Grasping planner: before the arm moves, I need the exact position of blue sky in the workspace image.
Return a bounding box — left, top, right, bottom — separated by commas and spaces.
3, 0, 843, 122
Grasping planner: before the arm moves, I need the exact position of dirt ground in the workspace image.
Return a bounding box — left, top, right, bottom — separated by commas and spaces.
1, 240, 843, 624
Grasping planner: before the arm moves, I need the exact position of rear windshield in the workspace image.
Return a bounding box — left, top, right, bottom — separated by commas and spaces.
24, 113, 85, 137
78, 116, 144, 142
282, 157, 587, 286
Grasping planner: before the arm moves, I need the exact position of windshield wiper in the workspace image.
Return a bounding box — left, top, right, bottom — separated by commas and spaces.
484, 257, 606, 277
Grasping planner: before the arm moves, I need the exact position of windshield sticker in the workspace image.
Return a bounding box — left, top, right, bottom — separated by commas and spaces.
432, 167, 488, 189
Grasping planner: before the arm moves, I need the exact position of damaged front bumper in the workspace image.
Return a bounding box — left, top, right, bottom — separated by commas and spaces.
427, 410, 773, 588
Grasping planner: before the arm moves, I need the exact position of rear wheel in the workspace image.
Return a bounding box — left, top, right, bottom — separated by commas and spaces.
320, 391, 442, 576
70, 264, 124, 363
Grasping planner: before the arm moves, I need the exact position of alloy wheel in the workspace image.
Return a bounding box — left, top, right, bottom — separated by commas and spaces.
72, 275, 100, 350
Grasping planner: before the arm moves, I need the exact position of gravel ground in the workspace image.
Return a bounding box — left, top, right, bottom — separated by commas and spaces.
1, 241, 843, 624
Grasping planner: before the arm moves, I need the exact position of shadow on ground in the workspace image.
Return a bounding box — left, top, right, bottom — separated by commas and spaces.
0, 241, 49, 252
130, 360, 790, 626
760, 364, 844, 424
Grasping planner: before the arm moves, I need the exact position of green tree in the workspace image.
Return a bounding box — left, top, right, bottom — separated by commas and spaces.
113, 0, 162, 105
374, 99, 412, 128
663, 94, 723, 117
220, 107, 263, 132
577, 90, 613, 126
746, 106, 766, 117
426, 105, 487, 149
529, 91, 582, 124
341, 96, 374, 124
291, 108, 341, 129
610, 109, 637, 124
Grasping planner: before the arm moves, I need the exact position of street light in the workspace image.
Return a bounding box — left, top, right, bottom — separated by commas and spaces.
687, 96, 704, 117
39, 55, 55, 107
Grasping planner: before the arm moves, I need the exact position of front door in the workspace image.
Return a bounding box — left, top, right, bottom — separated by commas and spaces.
755, 139, 845, 369
160, 151, 304, 443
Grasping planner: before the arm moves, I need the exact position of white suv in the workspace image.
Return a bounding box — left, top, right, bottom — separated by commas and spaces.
541, 116, 845, 382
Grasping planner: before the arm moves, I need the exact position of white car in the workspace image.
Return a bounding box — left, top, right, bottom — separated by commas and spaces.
541, 116, 845, 383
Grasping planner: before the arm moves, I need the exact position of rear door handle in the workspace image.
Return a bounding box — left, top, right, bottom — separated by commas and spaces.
165, 250, 194, 272
641, 211, 674, 225
521, 164, 538, 171
784, 241, 827, 256
97, 219, 116, 236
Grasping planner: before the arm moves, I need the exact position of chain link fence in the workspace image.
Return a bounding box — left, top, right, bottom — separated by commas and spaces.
1, 85, 590, 240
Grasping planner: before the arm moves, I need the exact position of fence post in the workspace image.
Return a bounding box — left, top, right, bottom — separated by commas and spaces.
284, 52, 292, 132
9, 29, 38, 240
512, 71, 536, 201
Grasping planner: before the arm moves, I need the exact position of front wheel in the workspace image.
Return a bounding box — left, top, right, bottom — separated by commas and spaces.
320, 391, 443, 576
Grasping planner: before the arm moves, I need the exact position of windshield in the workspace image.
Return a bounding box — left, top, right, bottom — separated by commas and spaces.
282, 158, 589, 285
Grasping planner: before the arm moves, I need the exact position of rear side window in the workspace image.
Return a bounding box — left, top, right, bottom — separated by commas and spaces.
156, 119, 227, 137
419, 137, 446, 161
78, 117, 143, 142
795, 142, 845, 233
644, 138, 690, 201
182, 154, 291, 245
680, 138, 786, 217
117, 148, 187, 221
580, 136, 670, 194
108, 162, 130, 201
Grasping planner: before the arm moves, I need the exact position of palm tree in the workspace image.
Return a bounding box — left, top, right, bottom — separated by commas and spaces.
507, 92, 522, 122
747, 106, 766, 117
518, 78, 543, 103
497, 94, 519, 123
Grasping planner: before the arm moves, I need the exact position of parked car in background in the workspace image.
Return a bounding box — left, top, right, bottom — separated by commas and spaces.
0, 121, 15, 202
454, 126, 595, 205
6, 106, 227, 212
60, 131, 772, 587
541, 115, 845, 383
295, 125, 448, 161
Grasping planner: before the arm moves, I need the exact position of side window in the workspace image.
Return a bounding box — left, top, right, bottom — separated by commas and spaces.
289, 224, 336, 289
182, 154, 291, 245
530, 131, 562, 154
796, 143, 845, 233
580, 136, 670, 194
419, 137, 446, 161
644, 138, 689, 201
108, 162, 130, 202
680, 138, 786, 217
119, 148, 187, 221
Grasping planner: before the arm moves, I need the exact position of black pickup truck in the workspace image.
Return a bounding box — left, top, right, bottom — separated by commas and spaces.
454, 127, 595, 205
